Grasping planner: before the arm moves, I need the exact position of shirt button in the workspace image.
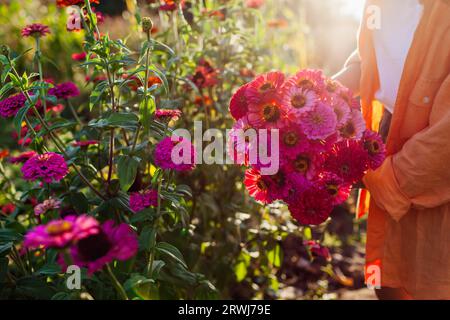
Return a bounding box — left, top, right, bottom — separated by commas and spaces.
423, 96, 430, 104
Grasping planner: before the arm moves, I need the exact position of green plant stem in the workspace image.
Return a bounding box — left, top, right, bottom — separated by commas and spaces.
35, 37, 47, 115
84, 0, 101, 38
130, 124, 141, 154
105, 64, 116, 186
66, 99, 82, 125
105, 264, 129, 300
147, 176, 162, 277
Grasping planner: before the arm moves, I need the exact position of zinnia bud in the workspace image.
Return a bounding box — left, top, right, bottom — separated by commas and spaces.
0, 45, 10, 57
142, 17, 153, 33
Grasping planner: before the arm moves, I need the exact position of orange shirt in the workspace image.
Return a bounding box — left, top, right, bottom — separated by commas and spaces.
358, 0, 450, 299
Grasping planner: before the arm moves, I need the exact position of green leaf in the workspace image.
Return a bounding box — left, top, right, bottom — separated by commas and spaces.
0, 82, 13, 99
0, 242, 13, 256
36, 263, 62, 275
139, 96, 155, 133
139, 226, 156, 252
13, 94, 38, 136
266, 244, 283, 268
117, 155, 140, 192
156, 242, 187, 269
88, 112, 139, 130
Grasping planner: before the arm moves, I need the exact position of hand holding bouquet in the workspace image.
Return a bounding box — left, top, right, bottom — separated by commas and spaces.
228, 69, 386, 225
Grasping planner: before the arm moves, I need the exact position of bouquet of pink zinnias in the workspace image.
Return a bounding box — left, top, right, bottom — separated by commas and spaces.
228, 70, 386, 225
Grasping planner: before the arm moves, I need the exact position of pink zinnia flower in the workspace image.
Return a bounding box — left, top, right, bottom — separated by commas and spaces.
286, 69, 326, 93
317, 172, 351, 205
63, 220, 138, 274
247, 98, 287, 129
323, 139, 369, 184
155, 109, 182, 122
245, 71, 285, 104
24, 215, 100, 249
284, 172, 311, 202
21, 23, 51, 38
72, 140, 99, 147
229, 84, 249, 120
154, 136, 196, 172
130, 189, 158, 212
326, 97, 351, 128
49, 82, 80, 100
244, 168, 273, 204
227, 117, 255, 165
282, 85, 318, 120
336, 87, 360, 109
299, 102, 337, 140
34, 198, 62, 216
287, 184, 334, 226
362, 130, 386, 170
21, 152, 69, 183
0, 93, 26, 118
339, 108, 366, 140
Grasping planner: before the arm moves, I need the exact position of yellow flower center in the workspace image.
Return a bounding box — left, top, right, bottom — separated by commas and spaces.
291, 94, 306, 109
262, 104, 280, 122
46, 221, 73, 235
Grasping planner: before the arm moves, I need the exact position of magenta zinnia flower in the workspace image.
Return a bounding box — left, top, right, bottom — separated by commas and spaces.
21, 23, 51, 38
21, 152, 68, 183
154, 136, 196, 172
0, 93, 26, 118
283, 151, 320, 180
287, 185, 333, 226
130, 189, 158, 212
299, 102, 337, 140
279, 123, 309, 159
24, 215, 100, 249
245, 71, 285, 104
362, 130, 386, 170
323, 139, 370, 184
229, 84, 249, 120
63, 220, 139, 274
49, 82, 80, 100
316, 172, 351, 205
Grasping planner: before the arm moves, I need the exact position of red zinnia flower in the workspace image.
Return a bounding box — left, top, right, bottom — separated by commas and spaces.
245, 0, 264, 9
324, 139, 370, 184
245, 71, 285, 104
71, 52, 87, 61
362, 130, 386, 170
244, 168, 272, 204
287, 185, 334, 226
9, 151, 37, 164
229, 84, 249, 120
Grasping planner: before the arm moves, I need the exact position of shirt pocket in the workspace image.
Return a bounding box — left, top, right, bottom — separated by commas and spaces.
399, 77, 442, 140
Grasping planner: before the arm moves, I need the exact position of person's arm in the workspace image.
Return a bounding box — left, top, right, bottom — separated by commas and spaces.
332, 49, 361, 96
363, 75, 450, 221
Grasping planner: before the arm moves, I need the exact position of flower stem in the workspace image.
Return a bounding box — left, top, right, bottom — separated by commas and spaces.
105, 264, 128, 300
35, 37, 47, 115
146, 175, 162, 277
